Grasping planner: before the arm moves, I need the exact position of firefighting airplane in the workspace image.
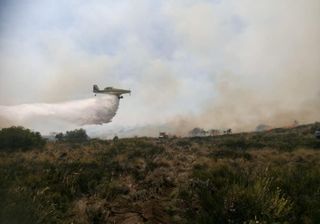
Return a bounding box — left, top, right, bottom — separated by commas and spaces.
93, 85, 131, 99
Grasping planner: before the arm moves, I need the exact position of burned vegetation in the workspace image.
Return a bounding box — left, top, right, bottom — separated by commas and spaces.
0, 123, 320, 223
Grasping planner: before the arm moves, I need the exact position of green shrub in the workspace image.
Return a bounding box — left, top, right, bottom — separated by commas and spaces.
55, 128, 88, 143
182, 165, 296, 223
209, 150, 252, 160
271, 164, 320, 223
0, 189, 38, 224
0, 160, 112, 223
219, 136, 249, 150
0, 126, 45, 151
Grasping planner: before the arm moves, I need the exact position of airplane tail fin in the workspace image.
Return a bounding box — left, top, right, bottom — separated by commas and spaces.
93, 84, 99, 92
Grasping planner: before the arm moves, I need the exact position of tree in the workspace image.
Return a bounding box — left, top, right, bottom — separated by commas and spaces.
0, 126, 45, 151
55, 133, 64, 141
189, 128, 207, 137
59, 129, 89, 142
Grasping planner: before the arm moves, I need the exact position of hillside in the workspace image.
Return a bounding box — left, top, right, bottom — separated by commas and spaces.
1, 123, 320, 224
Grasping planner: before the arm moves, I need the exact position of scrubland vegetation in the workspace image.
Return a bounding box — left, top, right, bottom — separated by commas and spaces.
0, 123, 320, 223
0, 126, 45, 151
55, 129, 89, 143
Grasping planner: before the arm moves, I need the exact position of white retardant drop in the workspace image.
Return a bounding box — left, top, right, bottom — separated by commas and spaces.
0, 95, 120, 129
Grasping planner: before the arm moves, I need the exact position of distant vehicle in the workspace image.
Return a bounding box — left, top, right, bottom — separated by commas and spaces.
159, 132, 169, 139
315, 129, 320, 139
93, 85, 131, 99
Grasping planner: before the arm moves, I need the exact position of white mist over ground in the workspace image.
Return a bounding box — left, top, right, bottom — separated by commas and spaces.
0, 95, 119, 133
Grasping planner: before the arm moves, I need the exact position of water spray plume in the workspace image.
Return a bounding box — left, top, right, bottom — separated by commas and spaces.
0, 95, 119, 129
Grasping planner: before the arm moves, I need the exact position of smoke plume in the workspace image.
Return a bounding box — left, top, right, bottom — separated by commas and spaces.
1, 1, 319, 137
0, 95, 119, 132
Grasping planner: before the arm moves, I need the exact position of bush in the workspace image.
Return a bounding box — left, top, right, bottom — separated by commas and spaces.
209, 150, 252, 160
55, 129, 88, 143
0, 160, 113, 223
0, 126, 45, 151
183, 165, 294, 223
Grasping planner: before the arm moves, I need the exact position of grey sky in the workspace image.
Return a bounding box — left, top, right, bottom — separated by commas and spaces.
1, 0, 319, 137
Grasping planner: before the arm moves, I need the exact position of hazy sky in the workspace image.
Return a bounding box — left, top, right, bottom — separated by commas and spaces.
0, 0, 319, 137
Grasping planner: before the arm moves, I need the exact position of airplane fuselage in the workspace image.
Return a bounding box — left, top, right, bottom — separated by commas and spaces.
93, 85, 131, 99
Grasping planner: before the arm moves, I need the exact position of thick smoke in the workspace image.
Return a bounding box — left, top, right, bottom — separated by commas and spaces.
0, 95, 119, 132
0, 1, 319, 137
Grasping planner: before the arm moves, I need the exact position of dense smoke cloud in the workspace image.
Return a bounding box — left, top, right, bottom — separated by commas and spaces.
0, 95, 119, 132
0, 1, 319, 137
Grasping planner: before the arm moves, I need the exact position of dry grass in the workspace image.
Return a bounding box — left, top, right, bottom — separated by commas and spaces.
1, 123, 320, 223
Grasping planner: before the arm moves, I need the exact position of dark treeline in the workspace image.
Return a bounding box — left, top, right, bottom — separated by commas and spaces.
0, 126, 45, 151
55, 128, 89, 143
